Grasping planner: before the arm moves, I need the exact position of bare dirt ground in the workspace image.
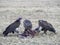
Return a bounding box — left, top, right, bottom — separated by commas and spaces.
0, 0, 60, 45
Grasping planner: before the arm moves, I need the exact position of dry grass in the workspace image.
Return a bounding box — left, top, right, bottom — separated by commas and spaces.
0, 8, 60, 45
0, 0, 60, 45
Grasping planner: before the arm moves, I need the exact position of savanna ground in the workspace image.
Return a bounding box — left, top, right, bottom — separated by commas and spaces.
0, 0, 60, 45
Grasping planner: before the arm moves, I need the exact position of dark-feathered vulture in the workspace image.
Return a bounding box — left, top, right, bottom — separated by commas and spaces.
36, 20, 56, 34
3, 18, 22, 36
20, 20, 32, 37
23, 20, 32, 31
